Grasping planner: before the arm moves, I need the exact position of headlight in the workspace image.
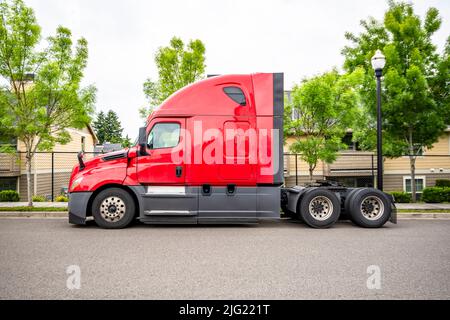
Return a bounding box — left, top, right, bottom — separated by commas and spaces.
70, 177, 83, 191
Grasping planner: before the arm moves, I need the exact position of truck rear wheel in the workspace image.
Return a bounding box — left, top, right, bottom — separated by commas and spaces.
92, 188, 135, 229
347, 188, 391, 228
344, 188, 363, 218
298, 188, 340, 228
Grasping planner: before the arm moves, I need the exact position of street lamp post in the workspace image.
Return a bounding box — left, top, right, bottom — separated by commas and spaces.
371, 50, 386, 191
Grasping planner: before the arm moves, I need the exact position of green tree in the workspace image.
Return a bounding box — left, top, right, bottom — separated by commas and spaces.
342, 0, 450, 201
92, 110, 124, 145
121, 134, 133, 148
139, 36, 206, 119
285, 70, 361, 182
0, 0, 95, 206
92, 111, 106, 143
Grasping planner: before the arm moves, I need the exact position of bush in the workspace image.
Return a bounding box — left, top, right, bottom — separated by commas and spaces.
55, 195, 68, 202
389, 191, 411, 203
32, 195, 46, 202
435, 179, 450, 188
422, 187, 450, 203
0, 190, 20, 202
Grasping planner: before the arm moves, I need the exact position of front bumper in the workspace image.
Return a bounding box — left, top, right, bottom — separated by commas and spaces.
68, 192, 93, 225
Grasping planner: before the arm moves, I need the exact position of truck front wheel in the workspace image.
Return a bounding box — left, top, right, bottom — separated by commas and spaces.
92, 188, 136, 229
348, 188, 391, 228
299, 189, 340, 228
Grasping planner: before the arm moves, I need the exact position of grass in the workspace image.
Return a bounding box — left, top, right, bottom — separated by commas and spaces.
397, 209, 450, 213
0, 206, 68, 212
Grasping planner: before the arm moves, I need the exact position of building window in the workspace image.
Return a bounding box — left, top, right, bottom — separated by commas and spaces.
327, 176, 374, 188
403, 176, 426, 193
0, 136, 17, 149
416, 146, 424, 156
0, 177, 17, 192
291, 108, 300, 121
223, 87, 246, 106
402, 145, 424, 158
341, 133, 360, 151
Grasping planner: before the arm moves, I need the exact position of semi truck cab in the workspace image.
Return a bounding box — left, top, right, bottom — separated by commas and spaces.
68, 73, 396, 229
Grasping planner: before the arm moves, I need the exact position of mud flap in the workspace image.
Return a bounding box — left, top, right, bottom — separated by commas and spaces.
390, 203, 397, 224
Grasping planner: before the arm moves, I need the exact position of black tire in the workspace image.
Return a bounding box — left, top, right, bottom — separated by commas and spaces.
92, 188, 136, 229
344, 188, 364, 221
298, 188, 341, 228
348, 188, 391, 228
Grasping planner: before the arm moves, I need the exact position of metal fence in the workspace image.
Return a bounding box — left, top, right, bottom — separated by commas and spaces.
284, 153, 450, 192
284, 153, 376, 187
1, 151, 450, 201
0, 151, 97, 201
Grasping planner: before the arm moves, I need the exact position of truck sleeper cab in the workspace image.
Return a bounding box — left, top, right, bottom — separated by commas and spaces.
68, 73, 396, 229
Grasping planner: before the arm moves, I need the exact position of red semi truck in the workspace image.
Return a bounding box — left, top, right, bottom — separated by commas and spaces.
68, 73, 396, 229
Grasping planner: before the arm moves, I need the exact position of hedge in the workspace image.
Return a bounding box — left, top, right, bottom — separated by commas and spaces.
389, 191, 411, 203
422, 187, 450, 203
0, 190, 20, 202
435, 179, 450, 188
55, 195, 68, 202
32, 195, 46, 202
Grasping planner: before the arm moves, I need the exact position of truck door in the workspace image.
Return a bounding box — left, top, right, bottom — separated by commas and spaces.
137, 118, 186, 185
137, 117, 197, 222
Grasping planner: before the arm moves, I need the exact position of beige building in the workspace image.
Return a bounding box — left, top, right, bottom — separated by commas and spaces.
284, 128, 450, 194
0, 125, 97, 200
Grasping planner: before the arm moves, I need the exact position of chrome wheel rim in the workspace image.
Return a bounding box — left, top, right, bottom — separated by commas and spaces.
308, 196, 333, 221
360, 196, 384, 220
100, 196, 126, 222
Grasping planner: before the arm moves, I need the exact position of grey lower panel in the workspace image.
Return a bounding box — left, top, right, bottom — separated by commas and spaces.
256, 186, 281, 218
68, 192, 93, 224
142, 186, 198, 213
198, 217, 258, 224
132, 185, 281, 224
140, 217, 197, 224
199, 186, 257, 219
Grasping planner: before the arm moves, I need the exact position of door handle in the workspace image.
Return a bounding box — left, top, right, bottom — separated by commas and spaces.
175, 166, 182, 177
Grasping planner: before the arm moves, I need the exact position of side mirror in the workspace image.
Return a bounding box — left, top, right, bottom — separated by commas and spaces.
138, 127, 148, 155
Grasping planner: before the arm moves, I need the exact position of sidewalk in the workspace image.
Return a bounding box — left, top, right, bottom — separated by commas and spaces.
395, 203, 450, 210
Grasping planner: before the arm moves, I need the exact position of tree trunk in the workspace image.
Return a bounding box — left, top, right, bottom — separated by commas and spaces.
410, 155, 417, 203
309, 167, 314, 183
26, 154, 33, 207
408, 129, 417, 203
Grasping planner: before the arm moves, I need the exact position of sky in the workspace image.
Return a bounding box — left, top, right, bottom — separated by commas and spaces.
25, 0, 450, 139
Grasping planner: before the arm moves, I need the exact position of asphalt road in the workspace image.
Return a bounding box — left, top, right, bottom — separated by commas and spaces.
0, 218, 449, 299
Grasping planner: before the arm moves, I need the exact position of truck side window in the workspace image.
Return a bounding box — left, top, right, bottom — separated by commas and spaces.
223, 86, 246, 106
147, 123, 180, 149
